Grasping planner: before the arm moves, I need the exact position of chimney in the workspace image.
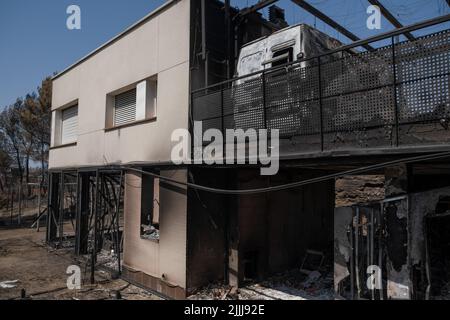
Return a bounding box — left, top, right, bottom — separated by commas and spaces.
268, 5, 288, 28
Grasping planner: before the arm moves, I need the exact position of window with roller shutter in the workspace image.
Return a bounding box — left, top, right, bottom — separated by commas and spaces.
114, 88, 137, 127
61, 105, 78, 144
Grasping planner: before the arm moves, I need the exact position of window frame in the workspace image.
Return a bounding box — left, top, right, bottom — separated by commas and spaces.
113, 88, 138, 127
52, 103, 79, 148
105, 76, 158, 131
140, 170, 160, 242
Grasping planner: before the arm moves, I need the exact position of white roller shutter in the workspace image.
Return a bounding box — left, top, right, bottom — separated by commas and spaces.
114, 88, 137, 126
61, 106, 78, 144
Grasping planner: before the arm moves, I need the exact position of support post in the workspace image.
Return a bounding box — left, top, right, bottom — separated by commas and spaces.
47, 173, 60, 243
115, 171, 123, 273
317, 56, 324, 152
36, 186, 41, 232
91, 170, 100, 284
262, 70, 267, 129
391, 36, 400, 147
75, 172, 90, 255
59, 173, 65, 246
18, 183, 22, 225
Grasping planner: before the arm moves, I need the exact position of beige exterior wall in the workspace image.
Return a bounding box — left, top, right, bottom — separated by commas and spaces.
123, 170, 187, 289
49, 0, 190, 169
49, 0, 191, 294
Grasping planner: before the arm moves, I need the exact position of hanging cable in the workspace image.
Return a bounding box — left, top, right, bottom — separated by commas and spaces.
115, 151, 450, 195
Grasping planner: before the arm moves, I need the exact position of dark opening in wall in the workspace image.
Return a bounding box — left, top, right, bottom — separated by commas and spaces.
435, 196, 450, 215
140, 170, 160, 241
426, 198, 450, 298
243, 251, 258, 281
272, 47, 293, 67
385, 203, 407, 272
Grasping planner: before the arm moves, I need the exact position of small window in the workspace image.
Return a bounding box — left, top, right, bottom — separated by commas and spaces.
114, 88, 137, 127
107, 77, 158, 129
61, 105, 78, 144
141, 172, 160, 241
271, 47, 293, 67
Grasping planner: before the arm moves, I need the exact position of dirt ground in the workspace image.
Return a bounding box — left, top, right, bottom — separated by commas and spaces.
0, 226, 162, 300
0, 225, 335, 301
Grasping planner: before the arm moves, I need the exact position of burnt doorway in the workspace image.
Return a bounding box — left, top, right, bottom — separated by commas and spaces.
425, 204, 450, 299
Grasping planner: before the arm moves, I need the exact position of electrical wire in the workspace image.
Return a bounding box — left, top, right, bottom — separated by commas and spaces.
115, 151, 450, 195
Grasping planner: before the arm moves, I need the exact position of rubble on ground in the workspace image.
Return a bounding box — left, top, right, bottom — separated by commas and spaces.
96, 249, 121, 272
189, 268, 335, 300
141, 225, 159, 241
432, 282, 450, 300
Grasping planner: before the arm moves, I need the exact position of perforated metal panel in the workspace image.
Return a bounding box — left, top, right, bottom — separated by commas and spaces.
323, 87, 395, 132
114, 88, 137, 127
265, 64, 321, 137
191, 28, 450, 153
232, 77, 265, 131
396, 30, 450, 124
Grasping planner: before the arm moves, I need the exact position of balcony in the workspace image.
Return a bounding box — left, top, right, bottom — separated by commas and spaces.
192, 16, 450, 159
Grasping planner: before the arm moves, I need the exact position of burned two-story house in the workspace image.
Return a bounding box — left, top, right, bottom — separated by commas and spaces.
48, 0, 450, 300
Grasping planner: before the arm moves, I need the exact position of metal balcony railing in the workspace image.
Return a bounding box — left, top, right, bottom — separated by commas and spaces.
191, 15, 450, 154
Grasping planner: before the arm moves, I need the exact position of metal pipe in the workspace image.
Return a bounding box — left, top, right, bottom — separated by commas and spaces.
349, 208, 355, 300
355, 206, 361, 299
59, 173, 65, 245
317, 56, 324, 151
201, 0, 206, 60
391, 36, 400, 147
115, 172, 123, 273
262, 70, 267, 129
224, 0, 232, 79
371, 207, 375, 300
91, 170, 99, 284
75, 172, 81, 255
379, 202, 384, 300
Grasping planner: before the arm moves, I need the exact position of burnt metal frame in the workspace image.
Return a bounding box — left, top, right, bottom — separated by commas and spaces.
192, 14, 450, 94
237, 0, 279, 18
191, 14, 450, 154
367, 0, 415, 41
291, 0, 375, 51
47, 169, 124, 282
348, 204, 384, 300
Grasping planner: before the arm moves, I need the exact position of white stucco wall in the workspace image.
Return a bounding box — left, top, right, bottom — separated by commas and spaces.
49, 0, 190, 169
123, 170, 187, 289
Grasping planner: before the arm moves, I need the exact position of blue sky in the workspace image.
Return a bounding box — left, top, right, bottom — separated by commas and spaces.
0, 0, 449, 109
